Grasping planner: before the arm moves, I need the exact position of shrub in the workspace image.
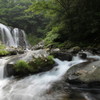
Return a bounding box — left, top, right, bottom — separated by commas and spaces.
14, 60, 31, 74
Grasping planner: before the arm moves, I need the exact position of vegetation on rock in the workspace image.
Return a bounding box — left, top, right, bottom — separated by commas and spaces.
14, 56, 55, 77
0, 43, 10, 56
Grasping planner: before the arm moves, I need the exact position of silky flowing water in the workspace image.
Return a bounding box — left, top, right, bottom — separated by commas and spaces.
1, 51, 100, 100
0, 53, 88, 100
0, 23, 28, 48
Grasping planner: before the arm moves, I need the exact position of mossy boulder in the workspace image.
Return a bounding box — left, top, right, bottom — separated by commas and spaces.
5, 56, 55, 77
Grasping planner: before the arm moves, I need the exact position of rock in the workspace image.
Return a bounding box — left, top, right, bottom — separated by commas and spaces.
32, 41, 44, 50
9, 50, 17, 55
50, 48, 60, 53
66, 60, 100, 83
67, 46, 81, 54
6, 47, 24, 55
17, 50, 24, 54
51, 52, 73, 61
78, 52, 87, 59
4, 55, 55, 77
4, 63, 17, 77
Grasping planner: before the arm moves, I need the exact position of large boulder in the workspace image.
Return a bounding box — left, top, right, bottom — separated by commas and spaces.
4, 55, 55, 77
66, 60, 100, 83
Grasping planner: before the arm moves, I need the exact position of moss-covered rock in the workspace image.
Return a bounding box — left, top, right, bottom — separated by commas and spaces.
0, 50, 10, 57
5, 56, 55, 77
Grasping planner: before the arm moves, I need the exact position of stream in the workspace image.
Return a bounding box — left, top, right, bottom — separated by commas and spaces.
0, 51, 100, 100
0, 23, 100, 100
0, 52, 86, 100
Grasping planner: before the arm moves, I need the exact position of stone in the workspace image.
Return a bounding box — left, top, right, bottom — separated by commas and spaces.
78, 52, 87, 59
51, 52, 73, 61
4, 63, 17, 77
67, 46, 81, 54
66, 60, 100, 83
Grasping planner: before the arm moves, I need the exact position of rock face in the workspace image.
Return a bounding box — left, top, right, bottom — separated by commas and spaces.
66, 60, 100, 83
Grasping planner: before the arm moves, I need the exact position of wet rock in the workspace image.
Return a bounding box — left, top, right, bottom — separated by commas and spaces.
4, 55, 55, 77
4, 63, 17, 77
6, 47, 24, 55
66, 60, 100, 83
51, 52, 73, 61
9, 50, 17, 55
79, 52, 87, 59
67, 46, 81, 54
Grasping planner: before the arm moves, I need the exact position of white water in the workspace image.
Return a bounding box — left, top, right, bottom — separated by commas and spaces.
0, 23, 28, 48
0, 58, 9, 79
0, 23, 15, 46
0, 51, 100, 100
0, 54, 85, 100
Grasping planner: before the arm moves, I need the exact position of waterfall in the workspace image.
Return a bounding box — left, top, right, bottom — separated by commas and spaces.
0, 23, 28, 48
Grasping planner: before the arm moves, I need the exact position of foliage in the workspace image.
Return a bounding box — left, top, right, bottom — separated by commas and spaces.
0, 44, 6, 49
0, 0, 49, 45
14, 60, 30, 74
44, 26, 59, 47
28, 0, 100, 48
0, 43, 9, 56
27, 34, 42, 45
0, 0, 100, 48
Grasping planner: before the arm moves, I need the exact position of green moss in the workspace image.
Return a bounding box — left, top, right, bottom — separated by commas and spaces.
0, 50, 10, 56
0, 43, 10, 56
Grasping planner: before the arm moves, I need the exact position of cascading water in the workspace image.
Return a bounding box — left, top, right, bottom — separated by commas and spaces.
0, 23, 28, 48
0, 52, 86, 100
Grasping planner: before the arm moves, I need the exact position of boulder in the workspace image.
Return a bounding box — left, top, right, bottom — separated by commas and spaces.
9, 50, 17, 55
4, 63, 17, 77
67, 46, 81, 54
78, 52, 87, 59
4, 55, 55, 77
51, 52, 73, 61
66, 60, 100, 83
